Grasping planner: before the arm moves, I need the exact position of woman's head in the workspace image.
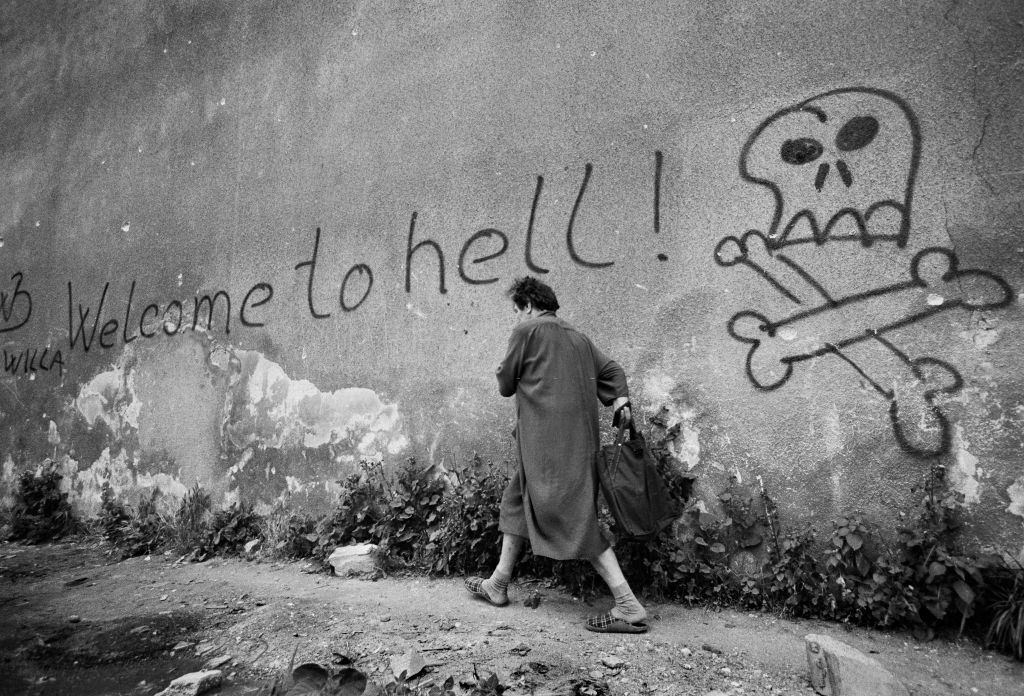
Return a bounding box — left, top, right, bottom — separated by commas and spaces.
507, 276, 560, 312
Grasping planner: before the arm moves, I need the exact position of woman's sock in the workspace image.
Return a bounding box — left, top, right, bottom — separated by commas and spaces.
609, 582, 647, 623
481, 569, 511, 604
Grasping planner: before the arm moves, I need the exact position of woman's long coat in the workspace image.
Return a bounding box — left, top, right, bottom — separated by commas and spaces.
495, 312, 628, 560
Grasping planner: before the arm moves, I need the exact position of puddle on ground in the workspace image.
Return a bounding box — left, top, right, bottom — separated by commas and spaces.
0, 654, 267, 696
2, 655, 204, 696
0, 609, 263, 695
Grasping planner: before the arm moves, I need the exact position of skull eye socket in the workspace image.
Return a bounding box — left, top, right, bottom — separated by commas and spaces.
835, 115, 879, 152
780, 138, 823, 165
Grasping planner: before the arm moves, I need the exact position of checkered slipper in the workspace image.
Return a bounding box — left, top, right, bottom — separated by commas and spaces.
585, 611, 649, 633
464, 576, 508, 607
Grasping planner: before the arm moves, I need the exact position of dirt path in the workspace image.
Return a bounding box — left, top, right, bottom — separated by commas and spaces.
1, 540, 1021, 695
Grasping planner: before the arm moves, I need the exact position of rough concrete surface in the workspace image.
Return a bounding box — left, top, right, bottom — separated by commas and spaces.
154, 669, 222, 696
328, 542, 379, 577
805, 633, 909, 696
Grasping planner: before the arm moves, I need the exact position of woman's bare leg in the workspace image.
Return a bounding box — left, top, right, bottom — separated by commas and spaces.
466, 533, 524, 606
590, 546, 647, 623
495, 532, 524, 577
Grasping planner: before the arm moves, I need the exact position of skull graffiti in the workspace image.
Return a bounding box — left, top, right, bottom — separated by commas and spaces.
740, 87, 920, 249
716, 87, 1013, 459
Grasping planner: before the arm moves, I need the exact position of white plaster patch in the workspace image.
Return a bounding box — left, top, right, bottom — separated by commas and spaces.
134, 472, 188, 512
641, 372, 701, 470
950, 425, 981, 506
75, 365, 141, 432
240, 352, 408, 459
227, 448, 254, 478
1006, 476, 1024, 519
960, 327, 1002, 350
65, 449, 188, 518
220, 486, 239, 510
0, 454, 15, 509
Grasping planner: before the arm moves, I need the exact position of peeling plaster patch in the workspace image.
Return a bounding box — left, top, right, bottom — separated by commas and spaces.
232, 351, 408, 458
75, 365, 141, 432
1007, 476, 1024, 519
54, 449, 188, 518
0, 455, 15, 508
641, 372, 701, 470
227, 448, 254, 478
285, 475, 304, 494
960, 326, 1002, 350
209, 345, 232, 372
951, 425, 981, 506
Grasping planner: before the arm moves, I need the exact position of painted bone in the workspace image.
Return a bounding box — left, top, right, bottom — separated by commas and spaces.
726, 245, 1012, 391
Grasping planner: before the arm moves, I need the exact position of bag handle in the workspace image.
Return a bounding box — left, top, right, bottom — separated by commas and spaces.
609, 420, 638, 479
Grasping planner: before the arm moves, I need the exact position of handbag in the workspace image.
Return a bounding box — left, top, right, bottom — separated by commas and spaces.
595, 420, 677, 540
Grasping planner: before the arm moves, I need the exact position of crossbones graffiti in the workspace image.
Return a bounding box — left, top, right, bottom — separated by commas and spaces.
715, 87, 1013, 457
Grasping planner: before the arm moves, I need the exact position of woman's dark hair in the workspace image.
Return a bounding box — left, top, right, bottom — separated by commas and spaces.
507, 276, 560, 312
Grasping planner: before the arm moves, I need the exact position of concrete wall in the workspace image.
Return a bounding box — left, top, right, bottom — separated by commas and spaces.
1, 0, 1022, 557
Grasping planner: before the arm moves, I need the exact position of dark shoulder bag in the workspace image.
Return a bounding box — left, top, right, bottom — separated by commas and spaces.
596, 420, 677, 540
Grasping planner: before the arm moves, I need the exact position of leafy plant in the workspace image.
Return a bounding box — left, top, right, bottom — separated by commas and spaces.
98, 481, 131, 544
10, 460, 78, 543
313, 461, 390, 560
116, 489, 172, 558
824, 513, 881, 622
885, 464, 985, 636
375, 675, 458, 696
372, 458, 447, 568
426, 456, 507, 577
264, 504, 320, 559
983, 561, 1024, 661
202, 500, 264, 557
174, 483, 212, 553
765, 526, 829, 617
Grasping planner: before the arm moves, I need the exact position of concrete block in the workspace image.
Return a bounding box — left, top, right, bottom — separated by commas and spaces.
805, 634, 909, 696
155, 669, 223, 696
328, 543, 379, 577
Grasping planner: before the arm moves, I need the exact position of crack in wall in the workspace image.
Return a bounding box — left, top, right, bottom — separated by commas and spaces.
943, 0, 998, 194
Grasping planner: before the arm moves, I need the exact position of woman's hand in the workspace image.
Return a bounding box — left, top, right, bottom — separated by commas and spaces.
612, 397, 632, 427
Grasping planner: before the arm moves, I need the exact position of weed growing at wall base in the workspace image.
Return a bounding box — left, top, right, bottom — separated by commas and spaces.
983, 560, 1024, 660
9, 459, 78, 543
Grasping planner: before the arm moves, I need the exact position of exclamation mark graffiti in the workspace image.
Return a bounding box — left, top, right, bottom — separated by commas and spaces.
654, 150, 668, 261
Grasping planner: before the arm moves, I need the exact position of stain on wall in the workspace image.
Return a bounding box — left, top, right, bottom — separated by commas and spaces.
0, 1, 1021, 553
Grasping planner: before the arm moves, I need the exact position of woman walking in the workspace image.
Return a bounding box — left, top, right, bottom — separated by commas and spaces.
465, 276, 648, 633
